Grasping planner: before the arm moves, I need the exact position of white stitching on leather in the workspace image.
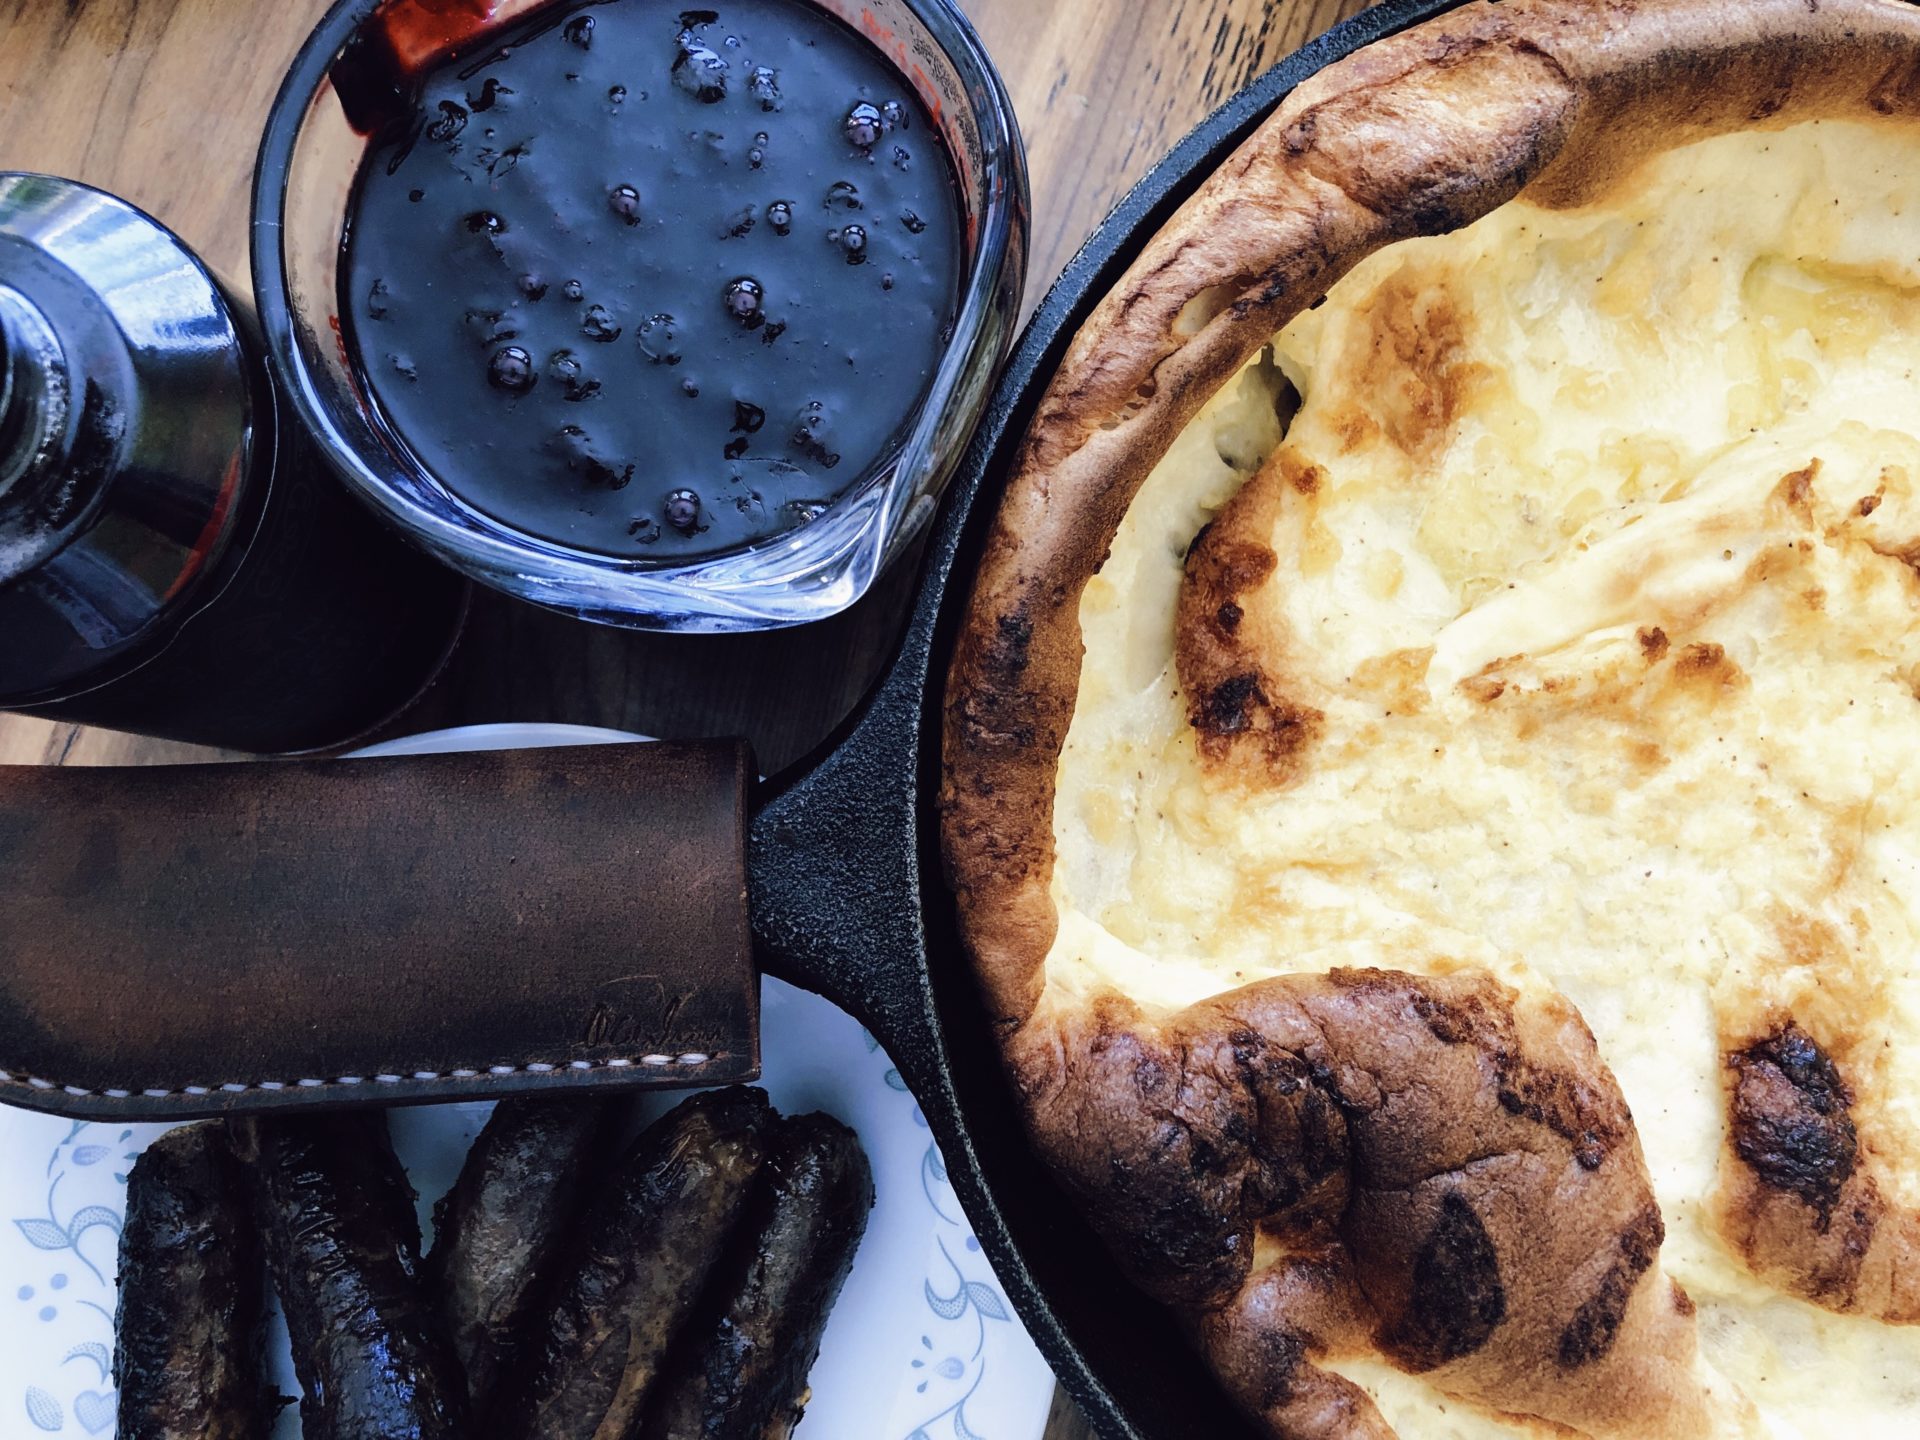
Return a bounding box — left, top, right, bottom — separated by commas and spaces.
4, 1052, 731, 1101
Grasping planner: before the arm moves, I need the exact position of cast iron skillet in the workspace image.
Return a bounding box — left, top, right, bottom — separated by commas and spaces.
749, 2, 1466, 1432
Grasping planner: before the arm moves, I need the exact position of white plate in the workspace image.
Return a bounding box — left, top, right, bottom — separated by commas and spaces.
0, 724, 1055, 1439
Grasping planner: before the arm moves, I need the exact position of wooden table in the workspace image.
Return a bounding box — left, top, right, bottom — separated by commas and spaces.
0, 0, 1365, 1431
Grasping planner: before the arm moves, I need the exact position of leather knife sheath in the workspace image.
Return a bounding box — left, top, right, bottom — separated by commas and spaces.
0, 742, 757, 1119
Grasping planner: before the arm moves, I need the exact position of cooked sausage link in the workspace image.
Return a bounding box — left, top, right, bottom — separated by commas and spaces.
113, 1124, 268, 1440
643, 1111, 874, 1440
497, 1086, 774, 1440
427, 1096, 621, 1406
232, 1113, 471, 1440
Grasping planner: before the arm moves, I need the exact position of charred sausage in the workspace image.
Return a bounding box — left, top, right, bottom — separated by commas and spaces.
113, 1123, 268, 1440
643, 1112, 874, 1440
497, 1086, 773, 1440
426, 1096, 621, 1405
232, 1113, 470, 1440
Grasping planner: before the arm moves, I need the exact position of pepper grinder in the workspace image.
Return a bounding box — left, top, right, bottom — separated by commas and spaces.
0, 173, 467, 753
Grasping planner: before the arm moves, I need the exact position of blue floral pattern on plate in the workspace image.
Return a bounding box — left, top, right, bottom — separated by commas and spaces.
871, 1042, 1025, 1440
0, 979, 1056, 1438
0, 1118, 151, 1433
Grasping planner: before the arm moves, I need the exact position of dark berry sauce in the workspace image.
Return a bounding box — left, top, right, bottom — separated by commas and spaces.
344, 0, 963, 559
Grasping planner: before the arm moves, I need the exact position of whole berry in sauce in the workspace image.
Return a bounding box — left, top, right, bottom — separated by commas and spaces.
488, 345, 536, 393
732, 401, 766, 433
464, 210, 507, 236
581, 304, 622, 342
901, 209, 927, 234
724, 277, 765, 327
844, 101, 884, 149
881, 99, 906, 130
562, 279, 586, 303
826, 180, 862, 211
639, 313, 683, 364
673, 42, 729, 103
839, 224, 869, 264
681, 377, 701, 398
609, 85, 628, 105
563, 14, 595, 47
665, 488, 703, 532
518, 272, 549, 300
608, 184, 643, 223
767, 200, 794, 235
548, 349, 602, 400
465, 309, 518, 346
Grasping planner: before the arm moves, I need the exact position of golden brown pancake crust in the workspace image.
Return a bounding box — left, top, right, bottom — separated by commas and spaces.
1017, 969, 1709, 1437
939, 1, 1920, 1434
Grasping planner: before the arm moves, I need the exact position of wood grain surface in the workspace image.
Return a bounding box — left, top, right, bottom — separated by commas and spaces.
0, 0, 1366, 1429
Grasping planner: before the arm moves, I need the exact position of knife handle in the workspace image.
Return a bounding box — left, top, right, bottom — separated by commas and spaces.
0, 742, 757, 1119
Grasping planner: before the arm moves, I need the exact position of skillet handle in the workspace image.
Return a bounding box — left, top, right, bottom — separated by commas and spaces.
749, 652, 952, 1092
0, 741, 758, 1120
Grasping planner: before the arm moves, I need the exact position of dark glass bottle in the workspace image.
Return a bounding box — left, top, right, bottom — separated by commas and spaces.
0, 174, 467, 753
